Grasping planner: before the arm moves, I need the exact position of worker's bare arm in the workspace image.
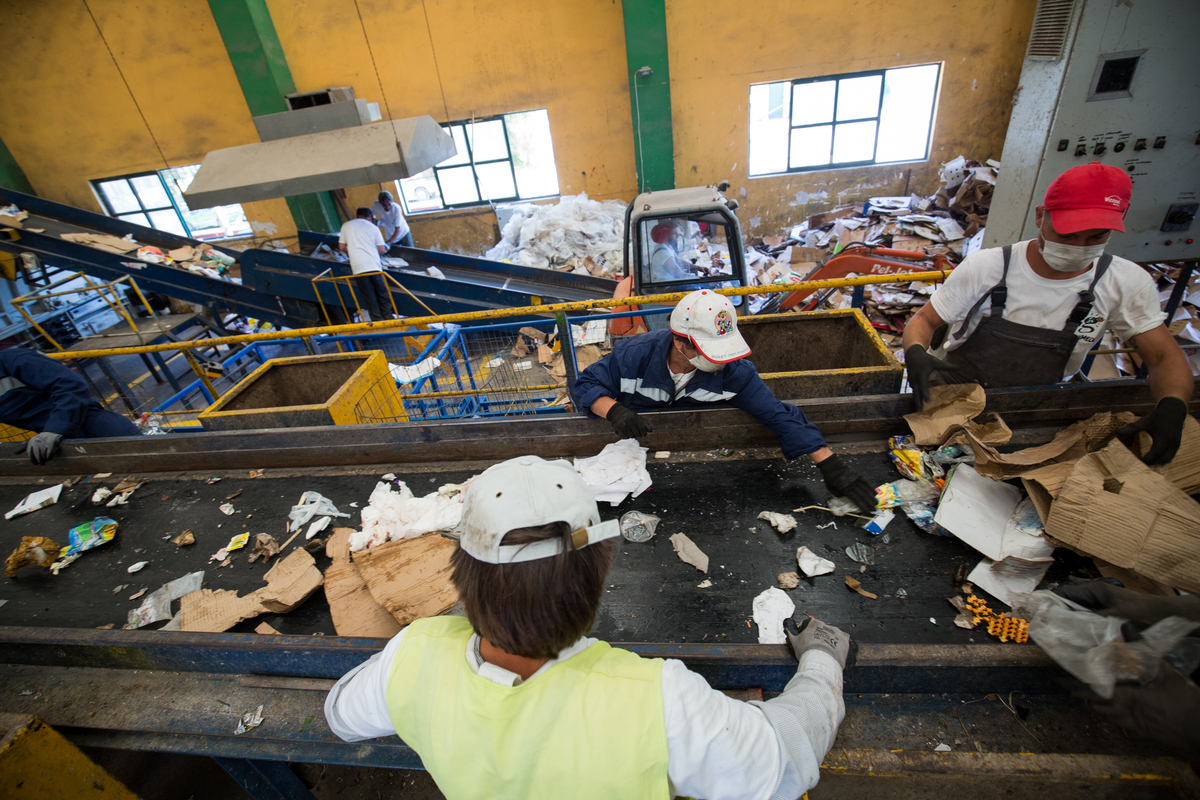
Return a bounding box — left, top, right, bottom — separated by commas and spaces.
902, 302, 947, 351
589, 397, 617, 418
1129, 324, 1194, 403
338, 243, 348, 252
377, 245, 388, 255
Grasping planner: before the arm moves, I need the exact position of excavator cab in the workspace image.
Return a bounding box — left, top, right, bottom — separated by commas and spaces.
623, 185, 749, 328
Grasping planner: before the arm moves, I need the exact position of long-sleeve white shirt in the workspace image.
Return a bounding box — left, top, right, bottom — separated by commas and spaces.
325, 628, 844, 799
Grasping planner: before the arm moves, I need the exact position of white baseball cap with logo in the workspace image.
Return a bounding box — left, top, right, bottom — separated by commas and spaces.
669, 290, 751, 363
458, 455, 621, 564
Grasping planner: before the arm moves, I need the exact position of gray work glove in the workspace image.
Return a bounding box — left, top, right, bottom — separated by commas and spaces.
1054, 580, 1200, 625
784, 616, 854, 670
24, 432, 63, 466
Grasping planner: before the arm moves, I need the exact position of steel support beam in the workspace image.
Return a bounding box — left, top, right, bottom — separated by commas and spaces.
205, 0, 340, 233
622, 0, 675, 192
0, 135, 34, 195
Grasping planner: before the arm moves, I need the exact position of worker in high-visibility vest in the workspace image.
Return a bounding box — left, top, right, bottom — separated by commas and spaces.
325, 455, 850, 799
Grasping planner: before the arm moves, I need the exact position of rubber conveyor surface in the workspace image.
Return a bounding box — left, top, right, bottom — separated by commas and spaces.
0, 451, 1060, 644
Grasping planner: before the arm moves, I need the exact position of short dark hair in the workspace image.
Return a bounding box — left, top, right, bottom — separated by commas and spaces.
356, 207, 373, 219
672, 333, 693, 348
449, 522, 613, 659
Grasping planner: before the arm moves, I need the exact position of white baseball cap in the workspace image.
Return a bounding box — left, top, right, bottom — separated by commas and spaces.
459, 456, 621, 564
669, 290, 751, 363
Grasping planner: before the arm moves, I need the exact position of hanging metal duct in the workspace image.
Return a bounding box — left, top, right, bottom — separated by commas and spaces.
182, 116, 455, 209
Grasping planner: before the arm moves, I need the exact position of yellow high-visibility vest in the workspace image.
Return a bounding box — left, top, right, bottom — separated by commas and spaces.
386, 616, 670, 799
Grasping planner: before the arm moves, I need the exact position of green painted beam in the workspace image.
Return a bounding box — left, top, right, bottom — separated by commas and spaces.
0, 136, 34, 195
206, 0, 341, 232
207, 0, 294, 116
622, 0, 675, 193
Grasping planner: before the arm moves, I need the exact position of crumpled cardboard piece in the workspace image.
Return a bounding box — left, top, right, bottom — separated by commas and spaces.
179, 548, 324, 632
1045, 439, 1200, 594
905, 384, 1011, 446
352, 533, 459, 627
669, 533, 709, 573
324, 528, 403, 638
959, 412, 1133, 481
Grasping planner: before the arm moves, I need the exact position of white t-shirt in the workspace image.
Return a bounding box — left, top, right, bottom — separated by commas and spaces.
338, 218, 386, 275
931, 240, 1165, 378
325, 626, 844, 800
371, 200, 409, 242
669, 366, 695, 397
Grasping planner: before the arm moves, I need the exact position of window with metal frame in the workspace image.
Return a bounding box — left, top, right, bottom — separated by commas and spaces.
398, 109, 560, 215
91, 166, 253, 241
748, 63, 941, 177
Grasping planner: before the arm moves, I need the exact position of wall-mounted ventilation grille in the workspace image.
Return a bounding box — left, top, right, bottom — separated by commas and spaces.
1026, 0, 1077, 60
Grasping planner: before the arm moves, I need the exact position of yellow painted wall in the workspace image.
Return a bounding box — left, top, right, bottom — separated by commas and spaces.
269, 0, 638, 254
666, 0, 1037, 239
0, 0, 1035, 256
0, 0, 296, 242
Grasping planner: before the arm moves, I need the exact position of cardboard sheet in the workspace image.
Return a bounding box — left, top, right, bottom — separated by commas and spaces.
904, 384, 1011, 446
324, 528, 403, 638
179, 548, 324, 632
1045, 439, 1200, 594
959, 412, 1133, 480
352, 533, 459, 626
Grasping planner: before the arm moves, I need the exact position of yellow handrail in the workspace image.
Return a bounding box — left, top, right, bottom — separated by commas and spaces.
47, 271, 949, 361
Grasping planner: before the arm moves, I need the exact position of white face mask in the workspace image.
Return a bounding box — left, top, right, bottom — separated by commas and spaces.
688, 354, 724, 373
1038, 236, 1106, 273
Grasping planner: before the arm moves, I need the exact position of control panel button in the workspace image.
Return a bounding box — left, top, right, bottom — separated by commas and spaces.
1154, 136, 1167, 149
1114, 141, 1125, 153
1074, 144, 1087, 156
1057, 139, 1070, 151
1094, 143, 1107, 155
1134, 138, 1147, 151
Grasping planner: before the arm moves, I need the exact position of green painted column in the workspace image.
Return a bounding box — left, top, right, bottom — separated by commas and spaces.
622, 0, 675, 193
0, 136, 35, 195
206, 0, 341, 233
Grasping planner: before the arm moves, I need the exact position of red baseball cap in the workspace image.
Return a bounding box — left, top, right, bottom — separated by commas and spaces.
1043, 162, 1131, 233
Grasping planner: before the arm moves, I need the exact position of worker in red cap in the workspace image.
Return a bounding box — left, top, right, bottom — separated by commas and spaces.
903, 162, 1193, 465
648, 219, 704, 282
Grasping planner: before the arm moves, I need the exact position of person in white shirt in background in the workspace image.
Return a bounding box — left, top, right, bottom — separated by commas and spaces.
371, 189, 412, 248
325, 454, 850, 800
904, 162, 1193, 465
338, 207, 390, 322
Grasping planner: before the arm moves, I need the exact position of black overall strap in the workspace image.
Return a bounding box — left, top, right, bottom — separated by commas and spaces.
950, 244, 1012, 342
1060, 253, 1114, 333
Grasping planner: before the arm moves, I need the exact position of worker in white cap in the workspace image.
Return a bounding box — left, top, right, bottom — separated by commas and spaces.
574, 289, 877, 513
325, 454, 851, 799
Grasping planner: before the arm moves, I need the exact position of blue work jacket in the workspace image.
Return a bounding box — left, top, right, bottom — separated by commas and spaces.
572, 329, 826, 459
0, 348, 137, 438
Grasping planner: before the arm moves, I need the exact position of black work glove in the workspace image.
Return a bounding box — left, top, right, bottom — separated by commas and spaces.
1116, 396, 1189, 466
22, 432, 63, 466
904, 344, 962, 410
605, 402, 652, 440
1054, 579, 1200, 625
815, 453, 877, 514
784, 616, 855, 669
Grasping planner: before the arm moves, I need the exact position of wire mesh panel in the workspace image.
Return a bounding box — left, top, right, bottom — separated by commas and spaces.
407, 319, 568, 420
